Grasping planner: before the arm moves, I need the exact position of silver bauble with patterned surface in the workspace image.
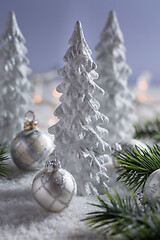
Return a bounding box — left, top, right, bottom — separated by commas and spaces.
144, 169, 160, 205
32, 155, 77, 212
11, 111, 53, 171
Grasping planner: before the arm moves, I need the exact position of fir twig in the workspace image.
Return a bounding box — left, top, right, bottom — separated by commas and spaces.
113, 144, 160, 192
0, 145, 11, 177
134, 117, 160, 142
85, 190, 160, 240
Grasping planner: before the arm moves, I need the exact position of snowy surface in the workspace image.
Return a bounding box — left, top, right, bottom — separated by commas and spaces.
0, 160, 122, 240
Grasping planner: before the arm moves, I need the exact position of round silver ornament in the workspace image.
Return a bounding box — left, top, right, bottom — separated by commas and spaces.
144, 169, 160, 205
32, 156, 77, 212
11, 111, 53, 171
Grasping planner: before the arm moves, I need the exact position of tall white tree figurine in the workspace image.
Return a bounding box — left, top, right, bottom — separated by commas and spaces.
95, 11, 137, 145
0, 11, 34, 146
49, 21, 110, 196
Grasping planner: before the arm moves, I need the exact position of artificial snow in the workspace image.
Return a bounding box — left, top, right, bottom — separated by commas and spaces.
0, 159, 128, 240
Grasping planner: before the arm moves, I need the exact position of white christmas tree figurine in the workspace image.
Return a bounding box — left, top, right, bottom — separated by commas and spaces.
95, 11, 137, 145
0, 11, 34, 146
49, 21, 110, 196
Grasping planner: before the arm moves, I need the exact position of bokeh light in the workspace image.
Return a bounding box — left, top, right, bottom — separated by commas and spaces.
138, 80, 148, 91
52, 89, 62, 99
33, 94, 42, 103
138, 94, 147, 103
48, 116, 58, 126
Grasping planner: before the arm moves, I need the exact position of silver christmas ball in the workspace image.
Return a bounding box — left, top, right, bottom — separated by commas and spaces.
32, 156, 77, 212
11, 111, 53, 171
144, 169, 160, 204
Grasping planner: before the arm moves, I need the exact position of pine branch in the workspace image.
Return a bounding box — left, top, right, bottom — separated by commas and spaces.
0, 145, 11, 177
113, 144, 160, 192
134, 117, 160, 141
85, 190, 160, 240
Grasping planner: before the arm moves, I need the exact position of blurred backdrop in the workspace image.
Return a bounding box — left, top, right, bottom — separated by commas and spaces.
1, 0, 160, 129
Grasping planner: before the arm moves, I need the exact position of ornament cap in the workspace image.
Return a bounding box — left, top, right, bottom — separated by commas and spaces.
45, 155, 61, 172
24, 111, 38, 130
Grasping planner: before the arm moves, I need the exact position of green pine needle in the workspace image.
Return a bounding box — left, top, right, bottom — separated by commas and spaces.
134, 117, 160, 142
0, 145, 11, 177
85, 190, 160, 240
113, 144, 160, 192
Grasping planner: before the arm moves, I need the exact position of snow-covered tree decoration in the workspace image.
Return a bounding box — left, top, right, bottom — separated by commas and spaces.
95, 11, 137, 145
0, 11, 34, 146
49, 21, 110, 196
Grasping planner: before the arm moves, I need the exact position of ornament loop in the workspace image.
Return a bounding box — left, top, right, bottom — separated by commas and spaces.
25, 111, 35, 122
24, 111, 38, 130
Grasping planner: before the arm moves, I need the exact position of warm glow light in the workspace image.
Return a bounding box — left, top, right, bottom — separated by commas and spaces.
138, 94, 147, 103
48, 117, 58, 126
33, 94, 42, 103
137, 81, 148, 91
52, 89, 62, 99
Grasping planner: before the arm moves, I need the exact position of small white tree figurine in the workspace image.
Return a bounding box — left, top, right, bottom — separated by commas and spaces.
95, 11, 136, 145
49, 21, 110, 196
0, 11, 33, 146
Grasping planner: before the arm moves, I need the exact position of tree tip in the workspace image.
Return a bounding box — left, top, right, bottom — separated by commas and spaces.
75, 21, 82, 29
109, 10, 117, 18
76, 21, 81, 25
68, 20, 84, 44
9, 11, 15, 17
7, 11, 17, 25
